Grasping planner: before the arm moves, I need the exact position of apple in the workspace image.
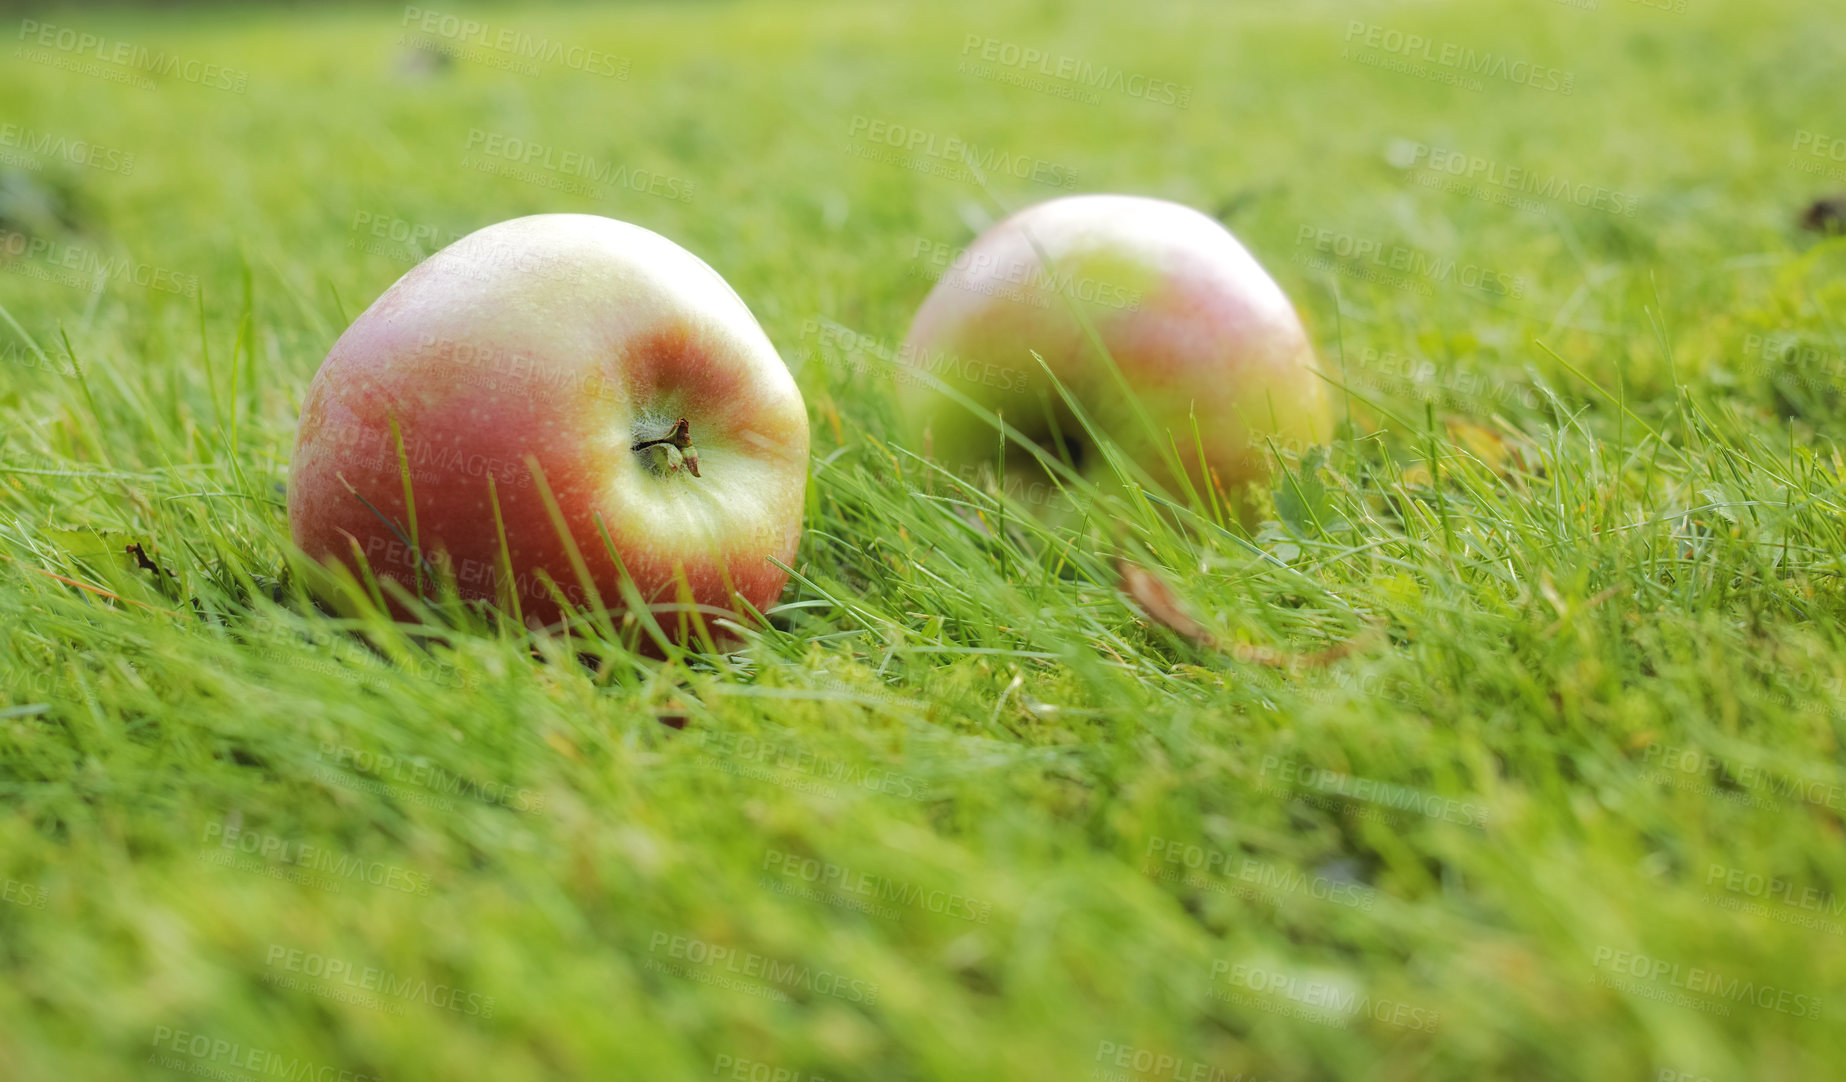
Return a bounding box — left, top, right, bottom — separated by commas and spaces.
287, 213, 809, 638
898, 194, 1329, 513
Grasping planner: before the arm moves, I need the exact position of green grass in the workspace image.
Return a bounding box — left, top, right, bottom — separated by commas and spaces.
4, 0, 1846, 1078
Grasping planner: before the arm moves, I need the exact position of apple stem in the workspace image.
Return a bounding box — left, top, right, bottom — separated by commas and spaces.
632, 417, 701, 478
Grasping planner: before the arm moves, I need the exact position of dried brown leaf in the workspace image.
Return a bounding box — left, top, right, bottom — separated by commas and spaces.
1116, 557, 1216, 648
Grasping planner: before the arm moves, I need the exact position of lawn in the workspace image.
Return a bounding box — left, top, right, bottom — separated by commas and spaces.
3, 0, 1846, 1078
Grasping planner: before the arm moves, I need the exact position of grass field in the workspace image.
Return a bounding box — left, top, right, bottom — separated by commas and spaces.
4, 0, 1846, 1078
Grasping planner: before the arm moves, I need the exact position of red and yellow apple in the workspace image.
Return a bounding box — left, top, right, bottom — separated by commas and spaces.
288, 213, 809, 636
898, 194, 1329, 511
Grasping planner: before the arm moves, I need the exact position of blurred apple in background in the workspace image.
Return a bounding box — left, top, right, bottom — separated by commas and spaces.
288, 213, 809, 638
898, 193, 1330, 515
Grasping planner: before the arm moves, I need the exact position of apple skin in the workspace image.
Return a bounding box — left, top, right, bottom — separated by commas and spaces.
898, 194, 1329, 509
288, 213, 809, 635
